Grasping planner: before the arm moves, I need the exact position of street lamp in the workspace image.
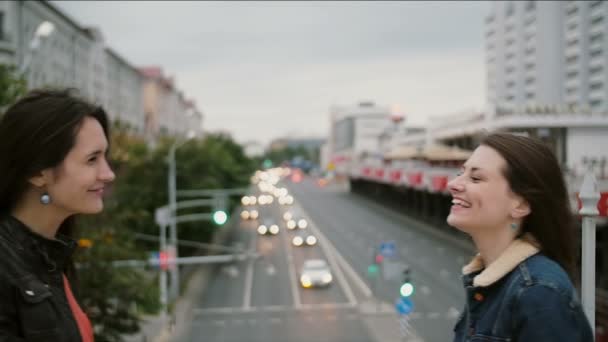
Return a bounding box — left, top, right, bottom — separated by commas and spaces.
167, 130, 196, 300
19, 21, 55, 76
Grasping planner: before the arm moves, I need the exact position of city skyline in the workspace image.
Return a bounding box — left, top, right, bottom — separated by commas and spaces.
53, 1, 489, 145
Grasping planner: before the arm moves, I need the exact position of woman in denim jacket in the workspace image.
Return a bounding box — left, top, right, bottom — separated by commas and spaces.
448, 132, 593, 342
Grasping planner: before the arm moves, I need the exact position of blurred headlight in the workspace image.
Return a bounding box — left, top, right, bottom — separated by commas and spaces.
300, 275, 312, 288
292, 236, 303, 246
298, 219, 308, 229
241, 196, 250, 206
240, 210, 250, 220
283, 212, 293, 221
287, 220, 296, 230
249, 196, 257, 205
306, 236, 317, 245
269, 225, 279, 235
322, 273, 333, 284
257, 225, 267, 235
250, 210, 259, 219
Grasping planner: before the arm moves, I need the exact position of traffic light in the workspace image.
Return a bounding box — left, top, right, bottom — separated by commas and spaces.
399, 268, 414, 297
212, 210, 228, 225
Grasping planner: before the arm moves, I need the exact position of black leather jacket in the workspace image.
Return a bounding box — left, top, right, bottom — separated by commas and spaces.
0, 214, 83, 342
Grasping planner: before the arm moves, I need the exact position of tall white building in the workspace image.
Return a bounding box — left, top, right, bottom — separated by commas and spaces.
486, 1, 608, 113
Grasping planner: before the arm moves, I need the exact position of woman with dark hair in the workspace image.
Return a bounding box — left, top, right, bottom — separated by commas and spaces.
448, 132, 593, 341
0, 89, 115, 341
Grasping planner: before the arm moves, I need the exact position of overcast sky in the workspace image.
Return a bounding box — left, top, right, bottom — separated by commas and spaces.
53, 1, 490, 145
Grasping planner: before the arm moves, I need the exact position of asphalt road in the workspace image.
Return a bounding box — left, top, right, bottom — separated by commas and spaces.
181, 176, 474, 342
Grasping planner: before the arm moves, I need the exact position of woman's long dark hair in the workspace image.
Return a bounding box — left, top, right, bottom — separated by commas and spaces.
0, 88, 110, 241
481, 132, 577, 281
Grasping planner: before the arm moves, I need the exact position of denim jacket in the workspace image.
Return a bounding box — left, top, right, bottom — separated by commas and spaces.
453, 234, 593, 342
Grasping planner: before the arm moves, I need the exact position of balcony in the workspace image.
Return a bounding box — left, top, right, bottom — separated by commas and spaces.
565, 44, 580, 58
589, 85, 606, 101
589, 71, 604, 85
590, 21, 605, 36
590, 3, 605, 20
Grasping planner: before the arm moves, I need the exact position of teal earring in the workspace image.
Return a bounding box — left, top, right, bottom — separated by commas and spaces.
510, 222, 518, 230
40, 192, 51, 205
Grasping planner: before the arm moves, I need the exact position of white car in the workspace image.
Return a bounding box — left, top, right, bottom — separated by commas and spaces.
292, 232, 317, 247
257, 219, 279, 235
299, 259, 332, 288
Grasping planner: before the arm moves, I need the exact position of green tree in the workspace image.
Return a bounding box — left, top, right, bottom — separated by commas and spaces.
0, 64, 27, 112
73, 125, 256, 341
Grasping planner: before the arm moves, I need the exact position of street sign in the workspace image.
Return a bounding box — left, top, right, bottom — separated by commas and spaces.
155, 206, 171, 227
379, 241, 396, 258
395, 297, 414, 315
151, 251, 170, 270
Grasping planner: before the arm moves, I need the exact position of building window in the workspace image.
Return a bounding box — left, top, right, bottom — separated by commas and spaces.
590, 99, 602, 108
506, 1, 515, 16
526, 92, 535, 99
590, 65, 603, 75
525, 77, 535, 84
566, 55, 578, 64
590, 33, 604, 44
526, 1, 536, 11
591, 48, 603, 58
566, 87, 577, 94
590, 1, 603, 9
567, 70, 578, 78
566, 5, 579, 16
590, 82, 603, 91
567, 37, 579, 46
591, 16, 604, 25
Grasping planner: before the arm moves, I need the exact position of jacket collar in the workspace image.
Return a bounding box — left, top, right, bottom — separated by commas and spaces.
3, 214, 77, 272
462, 233, 540, 287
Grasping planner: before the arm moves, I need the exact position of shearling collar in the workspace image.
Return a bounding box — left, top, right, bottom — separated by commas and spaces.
462, 233, 540, 287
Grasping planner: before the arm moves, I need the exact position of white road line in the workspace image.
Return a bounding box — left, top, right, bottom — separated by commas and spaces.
281, 222, 302, 309
296, 202, 373, 299
242, 232, 256, 310
297, 205, 358, 305
194, 303, 357, 315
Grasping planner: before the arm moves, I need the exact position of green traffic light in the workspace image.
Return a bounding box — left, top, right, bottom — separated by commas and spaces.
213, 210, 228, 225
400, 282, 414, 297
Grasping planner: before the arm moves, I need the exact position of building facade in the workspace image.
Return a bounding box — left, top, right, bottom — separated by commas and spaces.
486, 1, 608, 113
0, 1, 202, 140
140, 66, 203, 141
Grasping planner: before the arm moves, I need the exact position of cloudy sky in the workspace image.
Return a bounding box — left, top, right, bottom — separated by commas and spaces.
53, 1, 490, 145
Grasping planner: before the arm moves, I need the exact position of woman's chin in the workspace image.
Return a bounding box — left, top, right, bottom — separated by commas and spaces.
447, 215, 470, 233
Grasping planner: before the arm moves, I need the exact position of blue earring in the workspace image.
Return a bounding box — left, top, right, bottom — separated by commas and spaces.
40, 193, 51, 205
510, 222, 518, 230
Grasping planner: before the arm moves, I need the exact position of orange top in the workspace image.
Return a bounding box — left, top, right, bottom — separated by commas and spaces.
63, 274, 95, 342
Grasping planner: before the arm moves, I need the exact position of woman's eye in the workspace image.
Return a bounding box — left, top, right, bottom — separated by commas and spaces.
88, 157, 97, 164
470, 176, 481, 182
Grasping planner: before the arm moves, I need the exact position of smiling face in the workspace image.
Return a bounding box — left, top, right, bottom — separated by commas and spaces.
446, 145, 525, 236
41, 117, 115, 216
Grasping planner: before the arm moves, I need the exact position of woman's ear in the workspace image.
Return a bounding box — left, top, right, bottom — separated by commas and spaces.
28, 169, 53, 188
511, 197, 531, 219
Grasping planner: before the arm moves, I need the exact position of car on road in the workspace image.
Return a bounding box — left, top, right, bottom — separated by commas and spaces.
292, 231, 317, 247
240, 208, 259, 220
257, 219, 280, 235
299, 259, 332, 288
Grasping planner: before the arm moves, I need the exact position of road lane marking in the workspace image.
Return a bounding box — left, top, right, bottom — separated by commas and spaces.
281, 221, 302, 309
298, 207, 358, 305
194, 302, 355, 315
242, 232, 256, 310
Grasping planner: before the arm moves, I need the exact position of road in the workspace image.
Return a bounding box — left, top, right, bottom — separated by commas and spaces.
181, 176, 474, 342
